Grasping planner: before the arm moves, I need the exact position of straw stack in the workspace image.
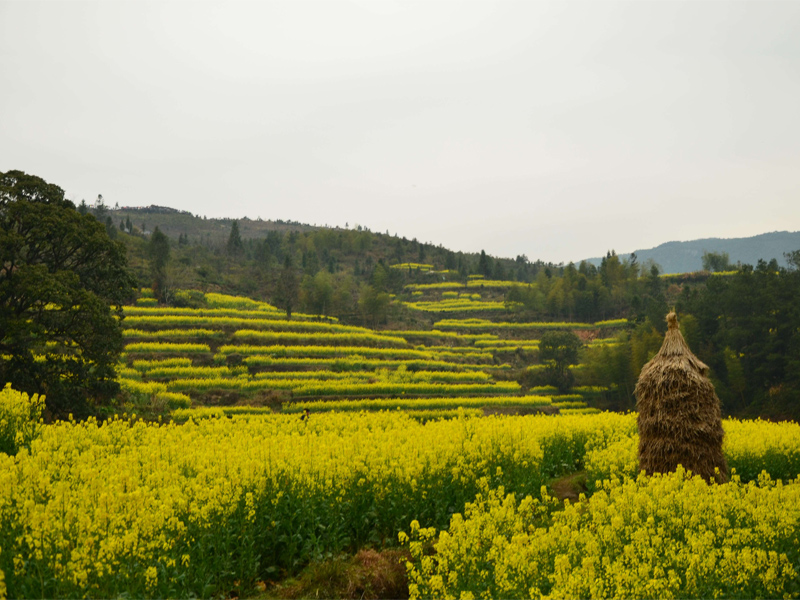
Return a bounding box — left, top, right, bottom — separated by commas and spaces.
635, 311, 727, 482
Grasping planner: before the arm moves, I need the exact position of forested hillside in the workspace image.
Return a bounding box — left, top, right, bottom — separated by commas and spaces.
89, 202, 800, 421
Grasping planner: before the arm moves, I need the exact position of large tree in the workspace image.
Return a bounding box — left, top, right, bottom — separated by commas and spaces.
148, 226, 170, 302
273, 256, 299, 319
0, 170, 135, 417
539, 330, 582, 393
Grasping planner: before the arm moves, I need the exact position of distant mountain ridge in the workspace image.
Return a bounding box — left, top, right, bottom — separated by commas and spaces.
583, 231, 800, 274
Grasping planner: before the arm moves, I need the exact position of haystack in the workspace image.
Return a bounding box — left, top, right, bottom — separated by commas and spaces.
635, 311, 727, 482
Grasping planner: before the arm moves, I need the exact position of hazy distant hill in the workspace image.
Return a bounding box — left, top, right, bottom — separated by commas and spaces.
583, 231, 800, 274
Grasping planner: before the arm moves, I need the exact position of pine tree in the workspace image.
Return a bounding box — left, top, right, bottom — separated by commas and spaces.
227, 221, 243, 255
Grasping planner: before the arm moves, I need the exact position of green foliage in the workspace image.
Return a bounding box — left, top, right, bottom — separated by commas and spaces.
273, 256, 300, 319
226, 220, 243, 255
678, 259, 800, 419
147, 226, 170, 302
579, 320, 670, 409
358, 285, 390, 327
702, 250, 731, 272
0, 170, 135, 417
539, 331, 582, 393
301, 271, 334, 316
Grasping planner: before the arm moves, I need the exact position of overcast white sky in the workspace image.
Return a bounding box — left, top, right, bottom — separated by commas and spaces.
1, 1, 799, 263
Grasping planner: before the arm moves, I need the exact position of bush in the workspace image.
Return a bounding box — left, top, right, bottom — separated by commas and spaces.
0, 384, 44, 455
171, 289, 208, 309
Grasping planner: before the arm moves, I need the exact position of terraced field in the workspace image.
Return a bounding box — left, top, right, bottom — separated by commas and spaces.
117, 290, 619, 418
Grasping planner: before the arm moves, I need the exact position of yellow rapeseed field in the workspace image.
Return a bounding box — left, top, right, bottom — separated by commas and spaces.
403, 469, 800, 599
0, 405, 627, 598
2, 383, 799, 599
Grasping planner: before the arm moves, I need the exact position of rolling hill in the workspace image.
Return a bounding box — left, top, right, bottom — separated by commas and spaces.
583, 231, 800, 274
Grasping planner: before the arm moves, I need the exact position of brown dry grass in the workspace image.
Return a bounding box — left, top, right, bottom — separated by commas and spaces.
635, 312, 727, 483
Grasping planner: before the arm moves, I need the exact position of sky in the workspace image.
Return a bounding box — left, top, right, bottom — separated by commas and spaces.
1, 1, 799, 264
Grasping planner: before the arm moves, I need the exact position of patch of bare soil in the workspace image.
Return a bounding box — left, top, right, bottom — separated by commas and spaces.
262, 549, 411, 600
550, 471, 587, 504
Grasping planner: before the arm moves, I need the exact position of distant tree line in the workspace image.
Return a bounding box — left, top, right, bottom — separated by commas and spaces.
580, 254, 800, 420
109, 216, 564, 325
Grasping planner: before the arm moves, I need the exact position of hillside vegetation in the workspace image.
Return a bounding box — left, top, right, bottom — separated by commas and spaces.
116, 289, 613, 420
2, 181, 799, 600
92, 202, 800, 421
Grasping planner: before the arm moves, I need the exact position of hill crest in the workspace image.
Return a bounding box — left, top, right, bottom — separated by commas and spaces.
582, 231, 800, 274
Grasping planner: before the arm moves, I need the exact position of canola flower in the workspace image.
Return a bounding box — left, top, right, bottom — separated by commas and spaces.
559, 407, 601, 415
162, 376, 520, 397
0, 385, 44, 455
434, 318, 628, 332
123, 306, 311, 320
387, 330, 495, 343
241, 356, 501, 372
402, 469, 800, 600
231, 329, 409, 347
171, 406, 486, 422
203, 292, 281, 311
404, 280, 524, 291
132, 357, 194, 370
125, 342, 211, 354
0, 410, 631, 599
582, 414, 800, 490
122, 315, 365, 333
117, 379, 192, 408
215, 344, 433, 360
402, 300, 507, 313
284, 395, 554, 413
123, 328, 225, 340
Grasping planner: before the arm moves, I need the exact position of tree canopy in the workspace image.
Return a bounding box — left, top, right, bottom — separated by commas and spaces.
0, 170, 135, 417
539, 330, 582, 392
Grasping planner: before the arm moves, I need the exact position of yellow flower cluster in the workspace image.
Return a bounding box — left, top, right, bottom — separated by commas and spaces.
0, 411, 628, 598
161, 376, 520, 397
434, 318, 628, 331
172, 406, 486, 422
389, 330, 494, 342
403, 469, 800, 599
125, 342, 211, 354
284, 394, 554, 413
123, 328, 225, 340
0, 384, 44, 455
123, 315, 362, 333
231, 329, 408, 346
583, 414, 800, 489
241, 356, 503, 372
124, 306, 295, 319
405, 280, 522, 291
216, 343, 432, 360
203, 292, 281, 311
117, 379, 192, 409
402, 300, 507, 313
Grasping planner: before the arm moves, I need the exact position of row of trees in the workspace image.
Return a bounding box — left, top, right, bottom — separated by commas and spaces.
678, 256, 800, 419
578, 256, 800, 419
115, 214, 560, 309
505, 252, 668, 325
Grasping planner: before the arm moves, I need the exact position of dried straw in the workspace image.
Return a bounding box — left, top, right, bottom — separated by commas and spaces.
635, 311, 727, 483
